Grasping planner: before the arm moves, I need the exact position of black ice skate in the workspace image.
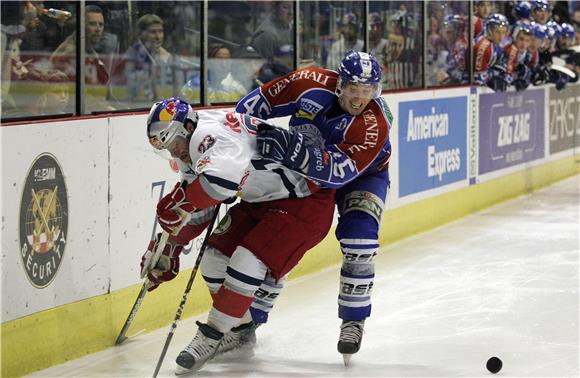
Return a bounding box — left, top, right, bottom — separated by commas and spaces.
175, 321, 224, 374
337, 320, 364, 366
215, 321, 258, 355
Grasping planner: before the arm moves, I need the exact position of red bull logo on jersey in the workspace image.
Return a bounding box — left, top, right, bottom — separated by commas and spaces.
196, 156, 211, 171
159, 101, 177, 121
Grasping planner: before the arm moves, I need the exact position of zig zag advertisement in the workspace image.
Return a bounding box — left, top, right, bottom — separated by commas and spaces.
479, 89, 545, 174
398, 96, 468, 197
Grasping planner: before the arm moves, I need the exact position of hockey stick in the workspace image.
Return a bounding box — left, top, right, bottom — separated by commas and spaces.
116, 182, 192, 346
152, 204, 221, 378
114, 232, 170, 345
115, 220, 187, 345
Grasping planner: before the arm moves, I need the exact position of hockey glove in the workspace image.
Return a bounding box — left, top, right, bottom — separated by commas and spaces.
140, 234, 183, 291
517, 64, 532, 82
487, 76, 508, 92
257, 123, 309, 172
157, 182, 195, 234
513, 78, 530, 92
531, 67, 548, 86
549, 69, 570, 91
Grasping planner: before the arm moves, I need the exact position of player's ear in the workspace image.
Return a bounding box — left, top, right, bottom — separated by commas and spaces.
185, 120, 196, 134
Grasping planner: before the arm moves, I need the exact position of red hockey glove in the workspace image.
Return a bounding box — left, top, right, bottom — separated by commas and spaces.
140, 234, 184, 292
157, 182, 195, 234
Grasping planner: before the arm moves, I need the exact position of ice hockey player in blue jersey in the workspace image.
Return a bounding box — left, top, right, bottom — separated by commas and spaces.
236, 50, 393, 364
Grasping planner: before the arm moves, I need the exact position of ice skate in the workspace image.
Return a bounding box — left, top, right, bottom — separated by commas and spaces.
215, 321, 258, 355
175, 321, 224, 374
337, 320, 364, 366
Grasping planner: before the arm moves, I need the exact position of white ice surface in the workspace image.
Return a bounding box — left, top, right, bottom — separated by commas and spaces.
28, 175, 579, 378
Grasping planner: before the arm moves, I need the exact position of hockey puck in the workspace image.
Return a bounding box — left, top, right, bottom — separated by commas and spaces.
486, 356, 502, 374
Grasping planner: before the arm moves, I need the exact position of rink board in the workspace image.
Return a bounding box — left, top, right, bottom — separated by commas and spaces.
1, 83, 579, 377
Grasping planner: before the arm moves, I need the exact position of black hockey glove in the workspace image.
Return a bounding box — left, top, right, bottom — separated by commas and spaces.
548, 69, 570, 91
513, 78, 530, 92
488, 76, 508, 92
531, 67, 548, 86
256, 123, 309, 172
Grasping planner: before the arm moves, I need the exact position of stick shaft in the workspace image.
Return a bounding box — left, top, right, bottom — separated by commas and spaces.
152, 205, 221, 378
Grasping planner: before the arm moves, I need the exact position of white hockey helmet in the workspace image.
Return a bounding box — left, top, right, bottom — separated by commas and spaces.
147, 97, 198, 150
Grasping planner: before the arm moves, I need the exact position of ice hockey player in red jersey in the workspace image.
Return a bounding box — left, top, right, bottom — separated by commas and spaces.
473, 13, 510, 91
504, 22, 533, 91
142, 98, 336, 373
236, 50, 392, 364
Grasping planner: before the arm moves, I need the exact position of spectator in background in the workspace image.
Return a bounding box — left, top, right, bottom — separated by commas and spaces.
1, 24, 27, 111
437, 15, 469, 85
474, 1, 493, 38
251, 1, 293, 61
19, 1, 49, 52
327, 12, 363, 69
50, 4, 119, 109
123, 14, 174, 104
33, 69, 71, 115
573, 9, 580, 26
1, 68, 70, 117
384, 9, 419, 90
180, 44, 247, 104
369, 13, 388, 67
426, 11, 444, 86
252, 44, 293, 88
551, 1, 571, 24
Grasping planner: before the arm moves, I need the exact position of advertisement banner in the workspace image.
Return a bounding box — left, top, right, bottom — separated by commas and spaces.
549, 84, 580, 154
398, 96, 467, 197
479, 89, 545, 174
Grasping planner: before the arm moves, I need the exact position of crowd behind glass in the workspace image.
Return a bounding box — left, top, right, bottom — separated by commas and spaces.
1, 0, 579, 121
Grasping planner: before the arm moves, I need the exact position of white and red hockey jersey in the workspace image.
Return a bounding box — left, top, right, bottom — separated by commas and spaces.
175, 109, 320, 207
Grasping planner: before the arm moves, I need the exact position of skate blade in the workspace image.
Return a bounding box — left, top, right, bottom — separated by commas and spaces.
342, 354, 352, 367
175, 362, 204, 376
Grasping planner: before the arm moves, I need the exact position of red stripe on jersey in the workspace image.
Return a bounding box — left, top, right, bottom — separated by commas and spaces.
213, 286, 254, 318
474, 38, 493, 72
185, 178, 222, 209
261, 67, 338, 106
335, 100, 390, 172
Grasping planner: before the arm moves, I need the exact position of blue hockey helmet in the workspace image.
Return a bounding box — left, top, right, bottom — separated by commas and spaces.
336, 50, 382, 98
545, 20, 561, 40
513, 1, 532, 19
560, 23, 576, 39
442, 14, 465, 31
147, 97, 198, 150
532, 22, 548, 39
512, 21, 533, 39
487, 13, 509, 30
532, 0, 551, 11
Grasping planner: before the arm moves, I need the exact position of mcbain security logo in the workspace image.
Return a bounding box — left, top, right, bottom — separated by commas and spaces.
398, 97, 467, 197
19, 153, 68, 288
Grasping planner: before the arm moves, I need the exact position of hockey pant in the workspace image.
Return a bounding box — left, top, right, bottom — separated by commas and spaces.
201, 190, 335, 332
335, 169, 389, 321
244, 171, 390, 325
